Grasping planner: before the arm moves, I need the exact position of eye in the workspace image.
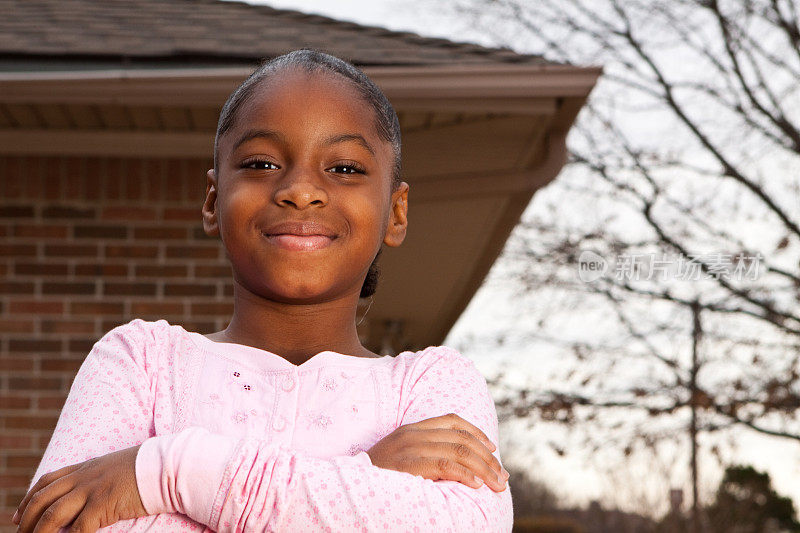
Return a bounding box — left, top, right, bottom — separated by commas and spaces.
328, 162, 366, 175
242, 158, 280, 170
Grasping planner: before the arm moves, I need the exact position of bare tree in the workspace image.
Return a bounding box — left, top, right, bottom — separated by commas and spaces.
446, 0, 800, 521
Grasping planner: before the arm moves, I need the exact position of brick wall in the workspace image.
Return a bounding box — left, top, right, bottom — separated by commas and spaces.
0, 155, 233, 529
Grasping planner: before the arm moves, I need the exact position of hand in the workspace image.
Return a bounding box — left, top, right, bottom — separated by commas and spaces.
366, 413, 510, 492
12, 444, 149, 533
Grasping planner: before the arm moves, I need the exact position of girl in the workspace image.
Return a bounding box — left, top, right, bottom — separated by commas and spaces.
13, 49, 513, 532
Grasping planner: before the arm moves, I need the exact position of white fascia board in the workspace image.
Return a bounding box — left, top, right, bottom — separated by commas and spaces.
0, 64, 602, 107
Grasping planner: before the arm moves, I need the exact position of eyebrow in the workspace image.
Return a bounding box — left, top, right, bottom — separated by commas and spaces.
322, 133, 375, 156
232, 129, 283, 152
232, 129, 375, 156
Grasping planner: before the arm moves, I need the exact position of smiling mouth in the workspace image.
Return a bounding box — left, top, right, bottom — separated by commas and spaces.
261, 232, 336, 251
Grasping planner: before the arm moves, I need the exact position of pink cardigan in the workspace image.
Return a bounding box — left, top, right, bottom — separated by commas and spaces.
29, 319, 513, 532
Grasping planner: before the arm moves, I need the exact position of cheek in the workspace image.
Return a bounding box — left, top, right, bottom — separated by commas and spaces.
217, 187, 258, 240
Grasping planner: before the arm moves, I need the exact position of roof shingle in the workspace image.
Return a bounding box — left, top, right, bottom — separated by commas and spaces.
0, 0, 549, 67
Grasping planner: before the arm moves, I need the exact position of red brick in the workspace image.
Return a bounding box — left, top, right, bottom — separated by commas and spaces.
125, 159, 144, 199
44, 244, 97, 257
0, 319, 35, 333
166, 161, 185, 200
0, 395, 32, 409
145, 161, 164, 201
67, 301, 124, 315
67, 338, 96, 354
64, 172, 81, 199
74, 263, 128, 277
4, 157, 24, 197
8, 300, 63, 314
6, 452, 42, 469
0, 434, 33, 449
164, 283, 216, 297
130, 302, 183, 315
103, 282, 157, 296
74, 225, 128, 239
101, 206, 158, 221
13, 224, 69, 238
106, 159, 123, 200
100, 319, 131, 332
5, 490, 28, 507
4, 414, 60, 429
135, 265, 188, 277
65, 156, 83, 179
24, 161, 43, 198
14, 262, 69, 276
8, 339, 62, 352
192, 226, 216, 240
37, 394, 67, 410
163, 207, 200, 221
0, 358, 34, 371
194, 264, 232, 277
0, 281, 35, 294
41, 205, 96, 219
105, 244, 158, 258
166, 245, 219, 259
0, 205, 35, 218
133, 226, 188, 240
40, 357, 85, 372
40, 320, 95, 334
0, 244, 36, 256
8, 377, 62, 392
42, 282, 96, 295
85, 159, 102, 201
0, 474, 31, 488
44, 158, 63, 200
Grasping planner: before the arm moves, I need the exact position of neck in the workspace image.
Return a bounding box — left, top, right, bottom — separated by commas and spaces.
211, 282, 376, 365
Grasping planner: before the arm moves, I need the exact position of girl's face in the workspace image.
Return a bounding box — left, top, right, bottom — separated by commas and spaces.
203, 69, 408, 304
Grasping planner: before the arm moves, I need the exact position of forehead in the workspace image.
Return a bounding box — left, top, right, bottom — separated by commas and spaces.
231, 69, 380, 139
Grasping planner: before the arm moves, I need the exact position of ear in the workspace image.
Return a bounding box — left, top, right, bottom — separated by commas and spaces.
383, 181, 408, 247
202, 168, 220, 237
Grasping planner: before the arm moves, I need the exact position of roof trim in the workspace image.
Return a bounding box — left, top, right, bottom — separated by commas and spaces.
0, 63, 602, 107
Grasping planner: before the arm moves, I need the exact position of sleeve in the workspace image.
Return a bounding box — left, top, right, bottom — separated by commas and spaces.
135, 348, 514, 532
28, 320, 156, 493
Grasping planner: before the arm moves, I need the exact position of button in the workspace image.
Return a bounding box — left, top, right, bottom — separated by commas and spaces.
281, 375, 295, 392
273, 415, 287, 432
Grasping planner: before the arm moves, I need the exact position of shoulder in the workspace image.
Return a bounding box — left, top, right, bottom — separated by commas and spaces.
91, 318, 191, 368
97, 318, 178, 347
399, 344, 479, 373
393, 345, 487, 389
395, 345, 499, 431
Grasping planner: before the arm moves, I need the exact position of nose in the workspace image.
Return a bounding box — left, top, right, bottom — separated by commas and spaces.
273, 166, 329, 209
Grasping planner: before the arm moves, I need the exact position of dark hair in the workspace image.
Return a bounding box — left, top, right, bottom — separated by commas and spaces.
213, 49, 402, 298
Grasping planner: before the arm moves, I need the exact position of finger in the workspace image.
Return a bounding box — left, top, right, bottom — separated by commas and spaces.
17, 476, 76, 533
16, 465, 80, 524
412, 413, 497, 453
420, 428, 507, 490
412, 456, 484, 490
418, 439, 506, 492
65, 499, 99, 533
25, 492, 82, 533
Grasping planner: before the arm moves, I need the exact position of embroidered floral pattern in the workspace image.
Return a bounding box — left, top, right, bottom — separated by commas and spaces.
202, 393, 223, 409
305, 411, 333, 430
322, 377, 337, 391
